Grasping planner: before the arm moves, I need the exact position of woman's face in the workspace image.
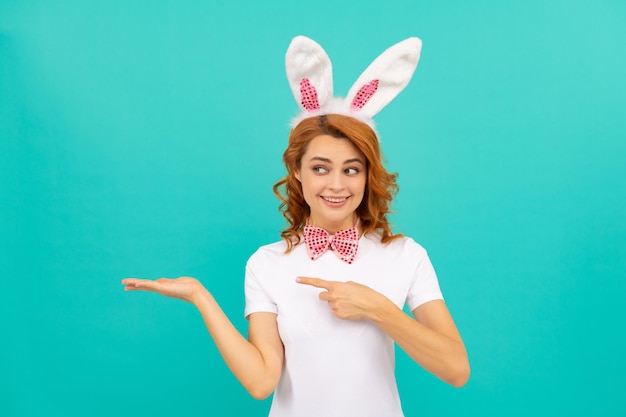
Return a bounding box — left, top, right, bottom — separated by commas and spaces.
296, 134, 366, 234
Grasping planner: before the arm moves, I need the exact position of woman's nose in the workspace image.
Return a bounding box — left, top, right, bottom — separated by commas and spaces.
328, 172, 345, 190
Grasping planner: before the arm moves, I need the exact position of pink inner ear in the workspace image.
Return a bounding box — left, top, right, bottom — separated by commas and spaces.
300, 79, 320, 111
350, 79, 379, 110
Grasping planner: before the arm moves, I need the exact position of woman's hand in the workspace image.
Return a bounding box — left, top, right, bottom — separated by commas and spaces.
298, 276, 470, 386
121, 276, 204, 304
122, 276, 284, 396
296, 277, 389, 320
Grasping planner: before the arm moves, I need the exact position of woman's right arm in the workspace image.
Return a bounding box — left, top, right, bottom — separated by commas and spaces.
122, 277, 284, 399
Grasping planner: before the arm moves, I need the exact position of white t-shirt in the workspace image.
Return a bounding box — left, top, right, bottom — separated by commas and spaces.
244, 232, 444, 417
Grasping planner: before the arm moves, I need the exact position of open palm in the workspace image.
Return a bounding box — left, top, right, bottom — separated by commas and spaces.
122, 276, 202, 303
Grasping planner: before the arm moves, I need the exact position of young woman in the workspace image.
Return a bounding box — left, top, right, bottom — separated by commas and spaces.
122, 36, 469, 417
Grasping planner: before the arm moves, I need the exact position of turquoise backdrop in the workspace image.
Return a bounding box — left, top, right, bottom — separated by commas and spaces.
2, 1, 625, 416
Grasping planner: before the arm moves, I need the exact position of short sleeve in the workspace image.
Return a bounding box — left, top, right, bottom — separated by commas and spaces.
405, 246, 444, 312
243, 251, 278, 318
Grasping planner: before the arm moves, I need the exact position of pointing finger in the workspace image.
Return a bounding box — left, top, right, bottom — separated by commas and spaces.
296, 277, 333, 289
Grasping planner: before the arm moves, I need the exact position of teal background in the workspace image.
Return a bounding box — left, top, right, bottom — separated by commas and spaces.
2, 1, 625, 416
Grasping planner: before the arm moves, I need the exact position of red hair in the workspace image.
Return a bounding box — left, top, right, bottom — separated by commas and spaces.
273, 114, 402, 251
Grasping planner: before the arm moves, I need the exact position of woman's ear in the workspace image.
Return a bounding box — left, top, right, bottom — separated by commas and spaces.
294, 169, 301, 182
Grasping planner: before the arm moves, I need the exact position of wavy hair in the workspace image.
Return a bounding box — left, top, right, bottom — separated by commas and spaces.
273, 114, 401, 251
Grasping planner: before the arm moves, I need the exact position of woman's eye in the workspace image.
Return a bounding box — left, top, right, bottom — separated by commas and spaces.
313, 166, 328, 174
345, 167, 359, 175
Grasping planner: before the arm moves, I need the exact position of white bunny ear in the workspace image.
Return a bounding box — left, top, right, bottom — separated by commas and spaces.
346, 37, 422, 119
285, 36, 334, 113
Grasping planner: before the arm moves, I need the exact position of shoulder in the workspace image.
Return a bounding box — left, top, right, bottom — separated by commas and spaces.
362, 232, 428, 256
358, 232, 431, 268
254, 239, 290, 255
246, 239, 298, 267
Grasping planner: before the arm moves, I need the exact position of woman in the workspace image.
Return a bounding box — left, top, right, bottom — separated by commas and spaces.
122, 36, 469, 417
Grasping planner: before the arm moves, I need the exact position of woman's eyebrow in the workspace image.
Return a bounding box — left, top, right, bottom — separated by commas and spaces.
308, 156, 364, 165
309, 156, 332, 163
344, 157, 364, 165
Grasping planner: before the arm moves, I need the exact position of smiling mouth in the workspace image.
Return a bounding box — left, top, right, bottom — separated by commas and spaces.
322, 196, 349, 203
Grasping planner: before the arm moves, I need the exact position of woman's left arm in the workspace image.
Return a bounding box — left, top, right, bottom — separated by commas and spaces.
375, 298, 470, 387
297, 277, 470, 387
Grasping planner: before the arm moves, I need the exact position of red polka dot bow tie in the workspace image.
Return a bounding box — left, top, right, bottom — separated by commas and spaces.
303, 220, 360, 264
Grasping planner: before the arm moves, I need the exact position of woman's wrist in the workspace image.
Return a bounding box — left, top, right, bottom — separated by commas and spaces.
189, 282, 212, 307
367, 294, 398, 323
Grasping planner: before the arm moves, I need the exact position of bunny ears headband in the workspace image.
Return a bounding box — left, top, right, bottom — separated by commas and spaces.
286, 35, 423, 131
